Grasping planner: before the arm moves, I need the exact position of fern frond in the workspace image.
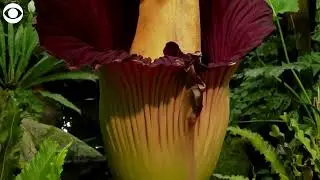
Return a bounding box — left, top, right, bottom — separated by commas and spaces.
15, 140, 71, 180
228, 127, 289, 180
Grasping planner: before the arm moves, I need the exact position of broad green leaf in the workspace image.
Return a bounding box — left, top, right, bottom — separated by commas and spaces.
228, 127, 289, 180
265, 0, 299, 15
22, 71, 98, 89
37, 91, 81, 114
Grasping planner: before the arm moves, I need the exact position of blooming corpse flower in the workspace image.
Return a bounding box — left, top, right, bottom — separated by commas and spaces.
35, 0, 274, 179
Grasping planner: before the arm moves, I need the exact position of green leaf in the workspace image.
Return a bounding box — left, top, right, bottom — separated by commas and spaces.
12, 89, 44, 119
8, 24, 15, 82
15, 140, 71, 180
244, 67, 270, 78
0, 21, 6, 79
22, 71, 98, 89
37, 91, 81, 114
0, 130, 8, 144
244, 62, 311, 79
18, 56, 64, 87
213, 174, 249, 180
14, 25, 24, 70
228, 127, 289, 180
54, 143, 71, 175
265, 0, 299, 15
15, 24, 38, 81
280, 114, 319, 159
269, 125, 285, 141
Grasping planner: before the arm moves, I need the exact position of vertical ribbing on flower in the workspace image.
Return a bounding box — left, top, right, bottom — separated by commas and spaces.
99, 60, 196, 180
194, 65, 237, 180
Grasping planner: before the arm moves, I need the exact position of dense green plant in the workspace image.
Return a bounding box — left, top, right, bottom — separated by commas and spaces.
226, 0, 320, 179
230, 0, 319, 124
15, 139, 71, 180
0, 91, 22, 180
0, 14, 98, 113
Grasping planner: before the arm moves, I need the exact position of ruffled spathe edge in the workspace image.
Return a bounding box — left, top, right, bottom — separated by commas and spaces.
35, 0, 274, 70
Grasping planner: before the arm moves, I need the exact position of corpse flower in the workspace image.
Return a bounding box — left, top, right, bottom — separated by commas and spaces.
35, 0, 274, 179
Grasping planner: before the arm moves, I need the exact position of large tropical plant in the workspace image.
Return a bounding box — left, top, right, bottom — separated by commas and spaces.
0, 14, 98, 113
34, 0, 274, 179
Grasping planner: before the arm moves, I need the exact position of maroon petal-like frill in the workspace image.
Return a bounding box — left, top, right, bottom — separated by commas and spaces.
35, 0, 138, 68
35, 0, 274, 179
200, 0, 274, 65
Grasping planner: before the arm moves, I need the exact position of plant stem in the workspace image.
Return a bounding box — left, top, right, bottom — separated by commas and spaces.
275, 18, 312, 104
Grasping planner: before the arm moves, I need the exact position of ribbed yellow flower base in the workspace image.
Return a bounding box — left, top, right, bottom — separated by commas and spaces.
99, 59, 237, 180
194, 65, 237, 179
99, 60, 196, 180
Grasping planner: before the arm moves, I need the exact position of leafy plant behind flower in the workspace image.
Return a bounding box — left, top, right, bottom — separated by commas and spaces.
0, 15, 98, 114
231, 0, 319, 125
228, 0, 320, 179
15, 139, 71, 180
